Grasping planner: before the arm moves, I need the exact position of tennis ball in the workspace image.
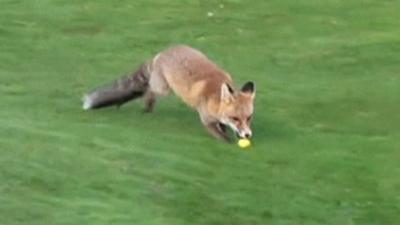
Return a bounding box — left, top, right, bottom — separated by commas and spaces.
238, 138, 251, 148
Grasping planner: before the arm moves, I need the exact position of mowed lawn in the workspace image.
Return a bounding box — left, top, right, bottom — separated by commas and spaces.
1, 0, 399, 224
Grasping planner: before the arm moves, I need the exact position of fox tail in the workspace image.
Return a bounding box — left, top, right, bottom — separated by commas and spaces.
82, 63, 149, 110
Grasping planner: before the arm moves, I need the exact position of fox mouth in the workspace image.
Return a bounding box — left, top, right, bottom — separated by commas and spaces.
233, 129, 247, 139
235, 130, 252, 139
219, 122, 250, 139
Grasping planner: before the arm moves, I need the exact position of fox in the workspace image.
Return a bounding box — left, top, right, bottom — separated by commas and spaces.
83, 45, 255, 142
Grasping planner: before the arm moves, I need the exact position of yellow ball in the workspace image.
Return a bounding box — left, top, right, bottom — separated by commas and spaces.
238, 138, 251, 148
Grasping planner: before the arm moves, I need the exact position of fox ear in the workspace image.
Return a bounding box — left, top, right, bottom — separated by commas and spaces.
241, 81, 255, 98
221, 83, 235, 103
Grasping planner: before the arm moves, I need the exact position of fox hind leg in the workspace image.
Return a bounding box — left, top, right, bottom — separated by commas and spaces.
142, 68, 171, 112
143, 91, 156, 113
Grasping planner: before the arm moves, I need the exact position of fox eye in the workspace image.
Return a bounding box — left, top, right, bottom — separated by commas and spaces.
247, 115, 252, 121
230, 117, 240, 122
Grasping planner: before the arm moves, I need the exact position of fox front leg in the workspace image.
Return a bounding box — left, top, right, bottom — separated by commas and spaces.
204, 122, 231, 143
199, 113, 231, 142
218, 122, 228, 133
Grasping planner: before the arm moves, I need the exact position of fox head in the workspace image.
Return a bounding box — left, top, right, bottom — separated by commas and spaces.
218, 81, 255, 139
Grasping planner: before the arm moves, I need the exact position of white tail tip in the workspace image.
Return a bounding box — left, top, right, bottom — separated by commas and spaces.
82, 94, 92, 110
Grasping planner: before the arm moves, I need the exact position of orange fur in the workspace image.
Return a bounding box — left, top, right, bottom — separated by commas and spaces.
146, 45, 256, 142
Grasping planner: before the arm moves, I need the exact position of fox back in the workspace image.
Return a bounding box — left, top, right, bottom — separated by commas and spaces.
148, 45, 233, 107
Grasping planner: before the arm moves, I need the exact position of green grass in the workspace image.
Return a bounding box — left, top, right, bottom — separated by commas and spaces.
1, 0, 399, 224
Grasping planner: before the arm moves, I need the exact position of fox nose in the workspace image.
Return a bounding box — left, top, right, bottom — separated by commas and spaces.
244, 133, 251, 139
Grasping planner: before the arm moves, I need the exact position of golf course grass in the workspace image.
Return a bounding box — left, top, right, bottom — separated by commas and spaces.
1, 0, 399, 224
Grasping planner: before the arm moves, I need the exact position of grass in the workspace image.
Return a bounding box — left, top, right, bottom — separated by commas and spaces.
1, 0, 399, 224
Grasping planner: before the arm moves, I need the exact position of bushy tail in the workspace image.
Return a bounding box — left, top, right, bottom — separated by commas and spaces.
82, 63, 149, 110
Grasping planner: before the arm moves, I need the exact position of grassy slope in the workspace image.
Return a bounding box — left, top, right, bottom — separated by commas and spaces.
0, 0, 399, 224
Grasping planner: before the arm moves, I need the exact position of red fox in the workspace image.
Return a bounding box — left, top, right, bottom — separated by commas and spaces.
83, 45, 255, 142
